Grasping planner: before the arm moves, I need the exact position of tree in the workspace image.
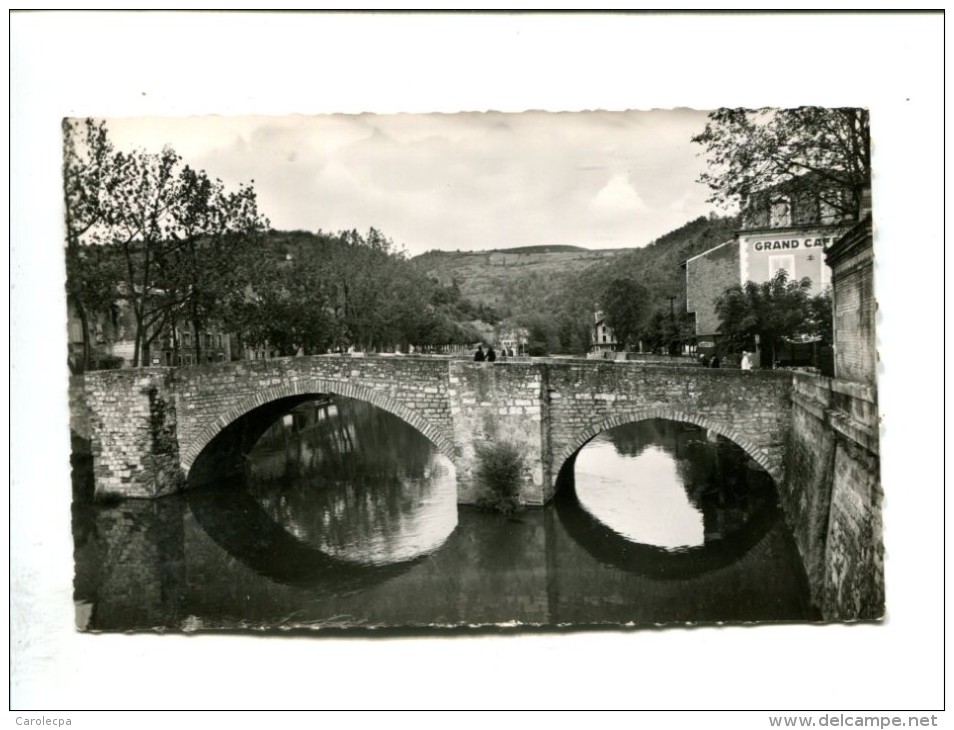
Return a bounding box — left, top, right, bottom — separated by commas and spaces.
693, 107, 871, 216
641, 308, 695, 355
600, 278, 650, 350
62, 118, 120, 370
715, 270, 832, 364
163, 166, 268, 363
62, 118, 269, 367
229, 251, 338, 357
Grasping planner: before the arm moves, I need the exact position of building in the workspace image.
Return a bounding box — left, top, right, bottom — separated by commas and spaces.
591, 310, 619, 354
151, 324, 235, 366
684, 176, 859, 363
67, 294, 236, 370
497, 326, 529, 357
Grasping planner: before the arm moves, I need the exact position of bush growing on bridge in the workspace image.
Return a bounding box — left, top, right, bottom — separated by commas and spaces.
475, 441, 525, 515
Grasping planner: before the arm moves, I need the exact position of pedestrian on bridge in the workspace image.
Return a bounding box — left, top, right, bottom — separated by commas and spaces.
474, 345, 486, 362
486, 345, 497, 362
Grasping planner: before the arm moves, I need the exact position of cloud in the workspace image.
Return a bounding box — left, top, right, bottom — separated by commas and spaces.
102, 110, 718, 254
590, 174, 651, 217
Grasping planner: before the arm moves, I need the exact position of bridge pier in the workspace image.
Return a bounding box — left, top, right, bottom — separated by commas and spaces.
81, 369, 184, 499
447, 361, 551, 506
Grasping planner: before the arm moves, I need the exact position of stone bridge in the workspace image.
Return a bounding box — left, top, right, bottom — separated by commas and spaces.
80, 355, 794, 505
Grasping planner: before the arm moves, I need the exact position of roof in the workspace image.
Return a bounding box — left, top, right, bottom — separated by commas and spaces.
681, 238, 737, 267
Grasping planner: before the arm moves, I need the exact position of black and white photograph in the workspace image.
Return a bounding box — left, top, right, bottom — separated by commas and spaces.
11, 10, 944, 717
64, 108, 880, 632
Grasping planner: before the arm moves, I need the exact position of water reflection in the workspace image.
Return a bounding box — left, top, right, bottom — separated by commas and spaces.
243, 398, 458, 566
72, 404, 818, 631
557, 419, 780, 578
576, 442, 705, 549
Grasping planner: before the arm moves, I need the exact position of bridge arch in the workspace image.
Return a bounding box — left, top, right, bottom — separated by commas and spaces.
180, 377, 458, 474
555, 407, 781, 485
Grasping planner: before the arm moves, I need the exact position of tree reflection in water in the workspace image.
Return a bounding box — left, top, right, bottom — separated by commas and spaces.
244, 397, 458, 566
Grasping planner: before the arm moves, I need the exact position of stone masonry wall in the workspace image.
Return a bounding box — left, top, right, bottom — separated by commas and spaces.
173, 355, 456, 471
69, 375, 90, 443
785, 372, 883, 620
831, 243, 876, 385
546, 362, 793, 496
448, 361, 548, 505
83, 369, 183, 499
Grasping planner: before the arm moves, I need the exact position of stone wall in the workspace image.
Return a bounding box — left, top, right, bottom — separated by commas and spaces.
784, 372, 883, 620
828, 216, 876, 385
173, 355, 456, 471
68, 375, 90, 443
546, 362, 794, 497
83, 369, 183, 499
447, 361, 548, 505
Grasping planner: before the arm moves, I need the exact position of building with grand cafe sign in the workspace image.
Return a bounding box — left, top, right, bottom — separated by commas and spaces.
684, 179, 864, 366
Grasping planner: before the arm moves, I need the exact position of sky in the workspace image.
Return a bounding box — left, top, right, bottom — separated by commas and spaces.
103, 109, 721, 257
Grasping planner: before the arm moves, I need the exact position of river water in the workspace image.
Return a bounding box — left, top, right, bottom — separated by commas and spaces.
72, 396, 818, 631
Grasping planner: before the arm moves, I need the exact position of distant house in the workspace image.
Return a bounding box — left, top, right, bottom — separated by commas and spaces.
497, 326, 529, 356
67, 292, 237, 370
591, 310, 619, 354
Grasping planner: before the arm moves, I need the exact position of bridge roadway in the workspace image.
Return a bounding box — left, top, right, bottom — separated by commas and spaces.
81, 354, 794, 505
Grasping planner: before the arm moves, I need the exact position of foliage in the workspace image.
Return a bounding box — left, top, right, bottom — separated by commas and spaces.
417, 214, 739, 356
87, 350, 125, 371
714, 270, 832, 363
641, 309, 696, 354
474, 441, 525, 515
599, 278, 651, 350
692, 107, 871, 215
221, 229, 492, 355
62, 118, 268, 367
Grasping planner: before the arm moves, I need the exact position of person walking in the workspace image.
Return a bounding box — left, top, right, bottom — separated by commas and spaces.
741, 350, 753, 371
474, 345, 486, 362
486, 345, 497, 362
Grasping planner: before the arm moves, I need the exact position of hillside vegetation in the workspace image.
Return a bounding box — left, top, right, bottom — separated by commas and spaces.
415, 214, 740, 355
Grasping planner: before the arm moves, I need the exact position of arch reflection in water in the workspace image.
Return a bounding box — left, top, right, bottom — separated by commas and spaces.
242, 396, 458, 567
561, 419, 779, 576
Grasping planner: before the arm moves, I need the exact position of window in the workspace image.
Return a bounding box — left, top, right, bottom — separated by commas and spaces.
769, 196, 791, 228
819, 190, 845, 224
182, 331, 192, 347
769, 255, 796, 281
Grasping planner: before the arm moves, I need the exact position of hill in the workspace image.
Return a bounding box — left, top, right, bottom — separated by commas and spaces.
413, 247, 625, 307
415, 215, 739, 314
414, 214, 740, 354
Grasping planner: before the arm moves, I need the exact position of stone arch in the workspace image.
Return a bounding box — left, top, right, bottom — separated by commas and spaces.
180, 378, 457, 473
555, 407, 781, 484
